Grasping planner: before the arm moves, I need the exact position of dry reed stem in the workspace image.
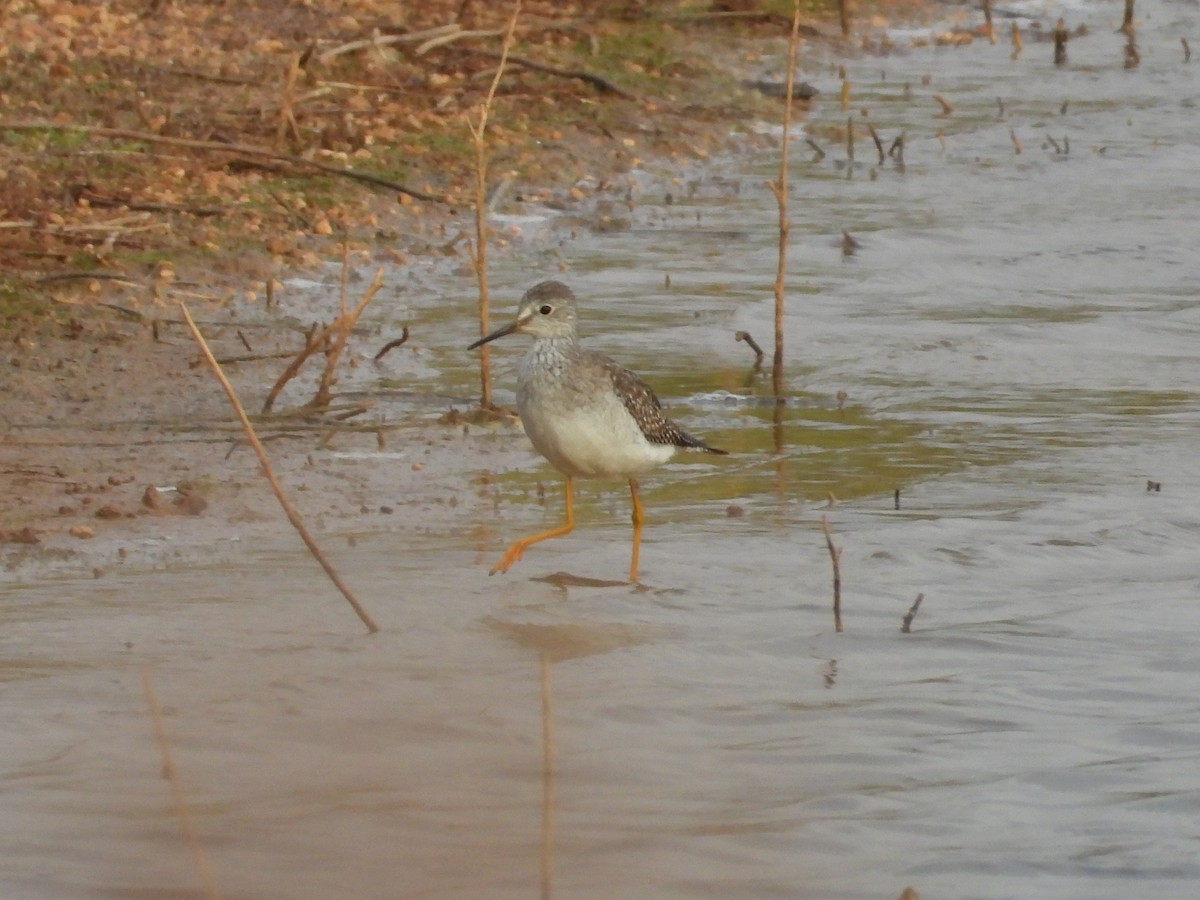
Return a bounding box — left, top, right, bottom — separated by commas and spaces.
180, 302, 380, 634
142, 667, 222, 900
765, 0, 804, 401
261, 263, 385, 413
262, 325, 326, 413
312, 260, 385, 410
276, 52, 301, 149
468, 0, 523, 409
901, 593, 925, 633
821, 515, 843, 632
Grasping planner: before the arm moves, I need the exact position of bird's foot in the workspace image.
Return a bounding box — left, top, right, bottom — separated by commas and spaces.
488, 543, 525, 575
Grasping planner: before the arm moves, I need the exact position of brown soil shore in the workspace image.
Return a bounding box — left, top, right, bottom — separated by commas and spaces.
0, 1, 934, 579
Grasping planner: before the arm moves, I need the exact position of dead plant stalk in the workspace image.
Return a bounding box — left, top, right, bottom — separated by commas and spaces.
766, 0, 804, 401
468, 0, 523, 409
261, 261, 385, 414
821, 515, 844, 632
179, 302, 380, 634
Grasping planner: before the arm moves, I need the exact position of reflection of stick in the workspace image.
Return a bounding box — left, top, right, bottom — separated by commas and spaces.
539, 652, 556, 900
142, 667, 221, 900
901, 593, 925, 633
735, 330, 765, 370
805, 138, 826, 160
821, 515, 843, 632
1183, 38, 1192, 63
1010, 129, 1022, 155
932, 94, 954, 117
181, 302, 380, 634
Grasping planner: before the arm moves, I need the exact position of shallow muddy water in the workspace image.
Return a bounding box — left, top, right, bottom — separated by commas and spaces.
5, 1, 1200, 897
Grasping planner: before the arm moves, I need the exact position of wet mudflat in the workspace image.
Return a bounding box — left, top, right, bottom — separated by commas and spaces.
4, 1, 1200, 897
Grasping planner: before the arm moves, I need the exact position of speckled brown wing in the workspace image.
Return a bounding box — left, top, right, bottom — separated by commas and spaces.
603, 357, 727, 454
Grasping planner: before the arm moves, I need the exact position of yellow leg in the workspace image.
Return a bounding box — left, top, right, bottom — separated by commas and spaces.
628, 478, 644, 583
491, 478, 575, 575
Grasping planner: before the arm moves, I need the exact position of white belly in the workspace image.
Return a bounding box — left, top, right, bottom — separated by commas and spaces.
519, 393, 676, 478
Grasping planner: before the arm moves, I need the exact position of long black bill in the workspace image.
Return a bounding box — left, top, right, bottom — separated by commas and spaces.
467, 318, 521, 351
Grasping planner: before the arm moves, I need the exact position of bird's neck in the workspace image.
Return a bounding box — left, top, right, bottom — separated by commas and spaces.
521, 335, 579, 381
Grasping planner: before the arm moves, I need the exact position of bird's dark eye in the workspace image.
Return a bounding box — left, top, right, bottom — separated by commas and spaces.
539, 304, 553, 315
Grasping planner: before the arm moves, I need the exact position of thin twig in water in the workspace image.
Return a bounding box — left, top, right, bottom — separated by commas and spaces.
260, 260, 384, 414
867, 123, 885, 164
821, 515, 843, 632
142, 667, 222, 900
765, 0, 804, 401
262, 324, 327, 413
310, 248, 385, 410
373, 326, 411, 361
734, 330, 765, 370
901, 593, 925, 633
180, 302, 380, 634
311, 267, 384, 410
